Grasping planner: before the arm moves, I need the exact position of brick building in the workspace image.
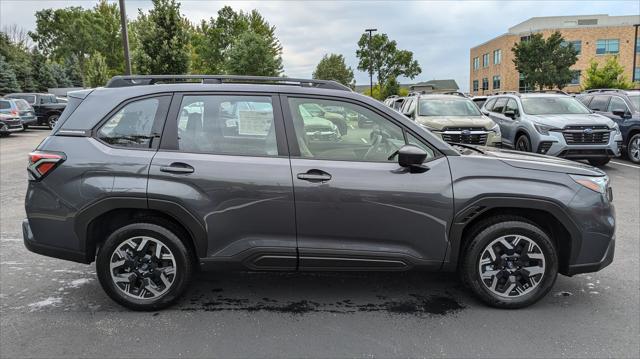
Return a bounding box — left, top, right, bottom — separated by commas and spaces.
469, 14, 640, 95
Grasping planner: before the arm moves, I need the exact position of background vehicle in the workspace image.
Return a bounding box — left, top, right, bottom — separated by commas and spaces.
577, 89, 640, 164
471, 96, 488, 109
403, 94, 501, 146
0, 113, 23, 136
300, 103, 348, 135
23, 75, 615, 311
0, 98, 36, 129
482, 92, 622, 166
4, 93, 67, 129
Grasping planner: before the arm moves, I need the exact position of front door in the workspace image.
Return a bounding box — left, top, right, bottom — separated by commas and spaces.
282, 95, 454, 271
148, 93, 297, 270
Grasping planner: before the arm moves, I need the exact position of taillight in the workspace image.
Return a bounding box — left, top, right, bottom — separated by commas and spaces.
28, 151, 66, 180
11, 110, 19, 116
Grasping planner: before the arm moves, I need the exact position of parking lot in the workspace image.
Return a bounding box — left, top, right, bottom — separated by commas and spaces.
1, 129, 638, 358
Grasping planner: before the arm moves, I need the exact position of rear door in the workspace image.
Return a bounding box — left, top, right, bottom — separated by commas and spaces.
281, 95, 453, 270
148, 93, 297, 270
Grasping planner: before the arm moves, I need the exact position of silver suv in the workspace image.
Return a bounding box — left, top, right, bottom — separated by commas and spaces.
482, 93, 622, 166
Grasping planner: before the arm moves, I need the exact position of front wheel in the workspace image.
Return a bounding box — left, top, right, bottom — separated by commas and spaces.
96, 222, 194, 311
460, 217, 558, 309
47, 114, 59, 129
515, 134, 531, 152
588, 158, 610, 167
627, 133, 640, 164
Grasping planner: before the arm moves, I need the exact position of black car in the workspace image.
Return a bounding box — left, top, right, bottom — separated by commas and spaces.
23, 75, 615, 311
4, 93, 67, 129
577, 89, 640, 163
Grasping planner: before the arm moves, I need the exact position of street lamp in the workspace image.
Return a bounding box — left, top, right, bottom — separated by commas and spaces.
365, 28, 377, 97
119, 0, 132, 75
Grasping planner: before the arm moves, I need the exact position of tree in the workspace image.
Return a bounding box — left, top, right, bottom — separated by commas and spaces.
93, 0, 124, 76
312, 53, 354, 87
85, 52, 109, 87
64, 55, 84, 87
0, 32, 37, 91
512, 32, 578, 90
381, 76, 400, 99
356, 33, 421, 93
132, 0, 191, 75
30, 49, 57, 91
50, 63, 73, 88
225, 31, 283, 76
0, 55, 20, 95
362, 83, 382, 100
583, 56, 632, 90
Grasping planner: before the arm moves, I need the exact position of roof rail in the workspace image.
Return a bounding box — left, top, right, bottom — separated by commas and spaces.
526, 90, 568, 95
105, 75, 352, 92
583, 88, 624, 94
491, 91, 519, 96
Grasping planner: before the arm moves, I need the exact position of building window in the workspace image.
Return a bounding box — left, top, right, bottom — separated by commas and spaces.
596, 39, 619, 55
636, 38, 640, 53
473, 80, 479, 92
520, 35, 531, 42
561, 40, 582, 55
473, 57, 479, 70
492, 75, 501, 89
482, 53, 489, 68
570, 70, 581, 85
635, 67, 640, 83
493, 49, 502, 65
482, 78, 489, 91
519, 74, 532, 93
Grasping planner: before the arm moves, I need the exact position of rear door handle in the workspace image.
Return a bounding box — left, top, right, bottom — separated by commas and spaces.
160, 162, 194, 174
297, 169, 331, 183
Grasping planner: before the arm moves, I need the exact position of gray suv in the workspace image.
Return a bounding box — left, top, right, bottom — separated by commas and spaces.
482, 92, 622, 166
23, 75, 615, 311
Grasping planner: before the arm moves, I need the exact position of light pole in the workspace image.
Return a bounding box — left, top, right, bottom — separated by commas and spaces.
119, 0, 132, 75
365, 28, 377, 97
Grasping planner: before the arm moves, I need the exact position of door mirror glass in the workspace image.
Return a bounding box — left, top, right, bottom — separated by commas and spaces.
397, 144, 429, 172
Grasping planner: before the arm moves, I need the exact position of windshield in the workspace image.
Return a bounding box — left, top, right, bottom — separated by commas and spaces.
521, 97, 590, 115
418, 99, 482, 116
627, 94, 640, 111
6, 94, 36, 104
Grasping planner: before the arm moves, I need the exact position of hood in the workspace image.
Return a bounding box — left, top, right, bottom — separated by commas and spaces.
467, 146, 605, 176
414, 115, 496, 130
527, 113, 615, 129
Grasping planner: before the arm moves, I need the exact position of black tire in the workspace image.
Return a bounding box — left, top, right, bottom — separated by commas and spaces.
626, 133, 640, 164
22, 125, 28, 131
96, 222, 193, 311
588, 158, 610, 167
47, 114, 60, 130
515, 134, 531, 152
460, 216, 558, 309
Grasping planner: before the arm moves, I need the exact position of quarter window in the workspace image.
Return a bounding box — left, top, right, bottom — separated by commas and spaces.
98, 97, 161, 148
596, 39, 619, 54
176, 95, 278, 156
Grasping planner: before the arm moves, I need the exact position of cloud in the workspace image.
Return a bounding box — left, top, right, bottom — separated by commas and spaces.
2, 0, 638, 91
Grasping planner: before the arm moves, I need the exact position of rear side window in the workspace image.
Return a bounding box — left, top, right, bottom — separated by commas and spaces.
0, 100, 11, 110
588, 96, 610, 111
98, 97, 162, 149
176, 95, 278, 156
14, 100, 30, 110
492, 98, 507, 113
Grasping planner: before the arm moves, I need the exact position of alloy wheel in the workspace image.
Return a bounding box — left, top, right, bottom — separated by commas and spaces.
109, 236, 177, 300
478, 234, 545, 298
48, 115, 59, 129
630, 136, 640, 163
516, 137, 530, 152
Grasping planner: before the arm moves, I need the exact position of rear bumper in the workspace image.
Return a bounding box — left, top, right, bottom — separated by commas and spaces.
22, 218, 90, 264
565, 235, 615, 276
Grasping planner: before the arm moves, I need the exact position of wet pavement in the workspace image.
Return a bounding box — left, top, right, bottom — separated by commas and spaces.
1, 130, 639, 358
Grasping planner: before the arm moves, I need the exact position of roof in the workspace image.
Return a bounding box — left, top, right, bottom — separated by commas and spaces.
509, 14, 640, 34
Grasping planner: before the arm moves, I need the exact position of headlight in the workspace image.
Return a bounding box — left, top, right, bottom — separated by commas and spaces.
611, 124, 621, 135
534, 123, 560, 135
489, 123, 501, 135
570, 174, 609, 194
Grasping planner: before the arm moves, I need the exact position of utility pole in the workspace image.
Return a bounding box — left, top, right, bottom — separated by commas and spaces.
365, 28, 377, 97
119, 0, 132, 75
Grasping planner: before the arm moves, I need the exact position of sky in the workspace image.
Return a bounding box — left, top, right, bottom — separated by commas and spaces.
1, 0, 639, 91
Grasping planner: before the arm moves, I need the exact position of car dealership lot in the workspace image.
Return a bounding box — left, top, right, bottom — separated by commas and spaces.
1, 130, 638, 358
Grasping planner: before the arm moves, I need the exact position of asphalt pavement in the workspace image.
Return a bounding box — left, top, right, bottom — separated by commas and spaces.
1, 129, 639, 358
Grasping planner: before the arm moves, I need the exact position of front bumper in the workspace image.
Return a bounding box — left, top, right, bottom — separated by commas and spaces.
536, 130, 622, 159
565, 235, 615, 276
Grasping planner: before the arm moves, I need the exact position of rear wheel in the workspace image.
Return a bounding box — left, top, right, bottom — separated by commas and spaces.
461, 217, 558, 309
627, 133, 640, 164
96, 222, 193, 311
47, 114, 59, 129
515, 134, 531, 152
588, 158, 610, 167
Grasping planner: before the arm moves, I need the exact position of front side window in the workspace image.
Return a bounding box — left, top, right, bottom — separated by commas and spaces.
176, 95, 277, 156
492, 75, 501, 89
607, 97, 628, 113
596, 39, 619, 54
287, 98, 434, 162
98, 98, 160, 148
492, 98, 507, 113
418, 98, 481, 116
483, 98, 497, 111
505, 99, 519, 115
521, 97, 591, 115
588, 95, 610, 111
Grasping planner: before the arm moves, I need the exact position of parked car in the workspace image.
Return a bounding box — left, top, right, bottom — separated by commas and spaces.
0, 98, 37, 129
0, 113, 23, 136
300, 103, 348, 135
4, 93, 67, 129
481, 92, 622, 167
24, 75, 615, 311
576, 89, 640, 164
471, 96, 488, 109
401, 94, 502, 147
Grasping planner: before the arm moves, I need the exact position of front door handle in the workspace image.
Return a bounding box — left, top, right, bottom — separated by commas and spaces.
297, 169, 331, 183
160, 162, 194, 174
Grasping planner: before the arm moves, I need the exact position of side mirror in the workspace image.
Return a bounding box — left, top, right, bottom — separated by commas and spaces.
612, 110, 631, 119
395, 145, 429, 173
504, 110, 516, 119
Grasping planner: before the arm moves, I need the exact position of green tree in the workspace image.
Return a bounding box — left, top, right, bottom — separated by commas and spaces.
93, 0, 124, 76
225, 31, 283, 76
132, 0, 191, 75
381, 76, 400, 99
512, 32, 578, 91
85, 52, 109, 87
356, 33, 421, 94
583, 56, 632, 90
64, 55, 84, 87
0, 55, 20, 95
312, 53, 354, 87
30, 49, 57, 91
362, 83, 382, 100
0, 32, 37, 91
50, 63, 73, 88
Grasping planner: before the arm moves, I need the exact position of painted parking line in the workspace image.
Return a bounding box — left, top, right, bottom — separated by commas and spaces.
610, 161, 640, 170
